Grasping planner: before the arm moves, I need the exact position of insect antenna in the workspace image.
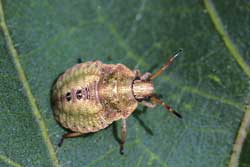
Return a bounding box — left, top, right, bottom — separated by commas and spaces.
149, 50, 182, 81
150, 96, 182, 119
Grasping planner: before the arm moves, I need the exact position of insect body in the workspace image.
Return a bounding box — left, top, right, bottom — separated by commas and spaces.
52, 51, 182, 154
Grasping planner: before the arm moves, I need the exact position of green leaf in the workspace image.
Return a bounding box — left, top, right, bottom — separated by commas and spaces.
0, 0, 249, 167
240, 132, 250, 167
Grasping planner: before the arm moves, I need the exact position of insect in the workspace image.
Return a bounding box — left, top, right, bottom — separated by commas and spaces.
51, 51, 182, 154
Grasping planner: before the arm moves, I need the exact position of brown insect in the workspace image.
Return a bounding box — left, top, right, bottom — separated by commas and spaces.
51, 51, 182, 154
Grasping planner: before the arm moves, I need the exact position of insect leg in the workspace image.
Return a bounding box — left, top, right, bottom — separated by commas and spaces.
140, 100, 156, 108
149, 50, 182, 80
150, 96, 182, 119
134, 69, 151, 81
58, 132, 84, 147
140, 72, 151, 81
120, 119, 126, 155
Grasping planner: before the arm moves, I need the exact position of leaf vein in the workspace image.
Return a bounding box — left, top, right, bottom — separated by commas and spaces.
228, 102, 250, 167
204, 0, 250, 77
0, 1, 59, 167
0, 154, 23, 167
162, 76, 243, 110
138, 141, 170, 167
133, 154, 144, 167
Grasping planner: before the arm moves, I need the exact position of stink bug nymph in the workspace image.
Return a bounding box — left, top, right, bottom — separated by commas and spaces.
51, 51, 182, 154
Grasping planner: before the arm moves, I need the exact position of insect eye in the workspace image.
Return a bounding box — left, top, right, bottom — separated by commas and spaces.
76, 89, 82, 100
66, 92, 71, 101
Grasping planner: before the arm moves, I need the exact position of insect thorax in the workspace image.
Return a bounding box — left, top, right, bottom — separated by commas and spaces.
98, 64, 138, 120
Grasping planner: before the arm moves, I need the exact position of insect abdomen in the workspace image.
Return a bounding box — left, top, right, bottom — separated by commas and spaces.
53, 61, 109, 133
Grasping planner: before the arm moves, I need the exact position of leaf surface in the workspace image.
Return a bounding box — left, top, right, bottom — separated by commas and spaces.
0, 0, 249, 167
